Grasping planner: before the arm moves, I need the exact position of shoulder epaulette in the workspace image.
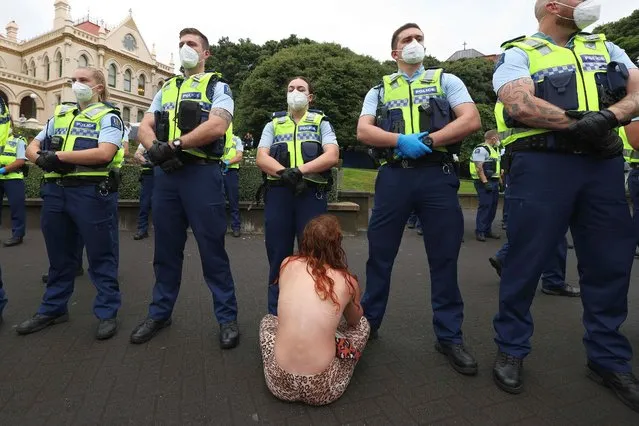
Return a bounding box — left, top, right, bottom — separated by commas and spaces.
500, 35, 527, 49
308, 109, 324, 115
272, 111, 287, 118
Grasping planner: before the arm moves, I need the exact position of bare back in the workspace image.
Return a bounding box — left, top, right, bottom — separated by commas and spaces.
274, 258, 361, 375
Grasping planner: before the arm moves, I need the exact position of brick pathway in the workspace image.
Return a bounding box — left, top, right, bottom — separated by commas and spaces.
1, 216, 638, 425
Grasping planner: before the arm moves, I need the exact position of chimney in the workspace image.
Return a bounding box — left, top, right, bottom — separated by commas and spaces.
5, 21, 18, 42
54, 0, 71, 30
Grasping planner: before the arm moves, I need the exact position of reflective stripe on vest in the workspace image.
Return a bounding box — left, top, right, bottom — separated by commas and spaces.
0, 135, 26, 180
45, 102, 122, 179
268, 110, 327, 184
495, 34, 611, 147
469, 144, 500, 179
160, 72, 232, 160
382, 68, 448, 153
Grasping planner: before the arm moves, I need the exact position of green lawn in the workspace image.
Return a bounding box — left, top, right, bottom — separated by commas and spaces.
340, 168, 477, 195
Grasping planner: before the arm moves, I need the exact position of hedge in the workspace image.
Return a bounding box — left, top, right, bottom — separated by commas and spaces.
22, 161, 339, 202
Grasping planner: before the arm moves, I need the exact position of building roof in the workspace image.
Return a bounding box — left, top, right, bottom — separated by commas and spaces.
74, 21, 104, 36
446, 48, 485, 62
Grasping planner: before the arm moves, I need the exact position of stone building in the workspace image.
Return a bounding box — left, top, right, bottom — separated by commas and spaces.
0, 0, 175, 126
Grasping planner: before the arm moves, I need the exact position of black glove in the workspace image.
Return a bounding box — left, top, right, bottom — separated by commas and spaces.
565, 109, 619, 146
147, 140, 175, 165
277, 167, 305, 195
159, 157, 184, 174
277, 167, 303, 186
484, 182, 493, 192
36, 151, 74, 174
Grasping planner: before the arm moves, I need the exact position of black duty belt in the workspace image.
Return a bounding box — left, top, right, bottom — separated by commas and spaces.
44, 176, 106, 187
266, 179, 325, 190
508, 133, 592, 155
178, 152, 220, 165
387, 151, 453, 168
629, 163, 639, 169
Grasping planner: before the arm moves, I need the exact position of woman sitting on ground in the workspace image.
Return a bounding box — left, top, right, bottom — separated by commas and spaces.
259, 214, 370, 406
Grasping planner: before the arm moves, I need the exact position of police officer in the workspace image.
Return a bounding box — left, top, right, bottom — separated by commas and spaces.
492, 0, 639, 409
256, 76, 339, 315
19, 67, 123, 340
358, 23, 481, 375
0, 116, 27, 247
130, 28, 240, 349
222, 134, 244, 238
470, 130, 502, 242
622, 118, 639, 256
133, 143, 154, 240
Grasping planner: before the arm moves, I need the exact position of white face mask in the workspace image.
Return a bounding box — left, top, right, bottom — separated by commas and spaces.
287, 90, 309, 111
555, 0, 601, 29
400, 39, 426, 65
72, 81, 95, 103
179, 44, 200, 69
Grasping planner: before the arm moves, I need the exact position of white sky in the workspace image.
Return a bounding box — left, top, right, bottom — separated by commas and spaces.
3, 0, 637, 71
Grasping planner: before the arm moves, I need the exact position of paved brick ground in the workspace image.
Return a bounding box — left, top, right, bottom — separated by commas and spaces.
1, 214, 639, 425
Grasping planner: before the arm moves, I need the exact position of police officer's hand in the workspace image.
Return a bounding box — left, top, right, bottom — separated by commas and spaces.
221, 160, 230, 174
484, 182, 493, 192
147, 141, 175, 165
277, 167, 303, 187
397, 132, 432, 159
565, 109, 619, 144
159, 157, 184, 174
35, 150, 72, 173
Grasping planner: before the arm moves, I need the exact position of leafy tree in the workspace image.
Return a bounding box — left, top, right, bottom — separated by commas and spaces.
594, 9, 639, 64
235, 43, 391, 148
459, 103, 497, 163
441, 57, 497, 105
205, 35, 315, 101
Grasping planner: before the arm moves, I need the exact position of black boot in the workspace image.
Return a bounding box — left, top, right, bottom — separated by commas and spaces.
133, 231, 149, 240
493, 352, 524, 394
96, 318, 118, 340
485, 232, 501, 240
130, 318, 172, 344
219, 321, 240, 349
436, 342, 478, 376
16, 313, 69, 335
587, 362, 639, 413
489, 257, 502, 277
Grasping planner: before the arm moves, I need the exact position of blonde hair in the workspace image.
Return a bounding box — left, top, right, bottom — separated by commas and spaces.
535, 0, 550, 22
84, 66, 109, 102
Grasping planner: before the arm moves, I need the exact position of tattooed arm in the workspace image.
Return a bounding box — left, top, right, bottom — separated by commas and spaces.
177, 108, 232, 149
498, 77, 575, 130
475, 162, 488, 184
608, 69, 639, 125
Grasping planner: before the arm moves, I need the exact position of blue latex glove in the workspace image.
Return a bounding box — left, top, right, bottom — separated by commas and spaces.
0, 167, 5, 175
396, 132, 432, 159
221, 160, 230, 175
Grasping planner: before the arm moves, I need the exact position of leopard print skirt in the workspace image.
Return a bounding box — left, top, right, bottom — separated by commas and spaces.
259, 314, 370, 406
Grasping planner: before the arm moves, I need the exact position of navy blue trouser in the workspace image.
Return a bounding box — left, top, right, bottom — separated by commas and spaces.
362, 165, 464, 343
494, 152, 634, 372
627, 168, 639, 249
223, 169, 241, 232
474, 179, 499, 234
496, 237, 568, 290
0, 262, 7, 315
39, 183, 120, 319
502, 173, 511, 226
148, 163, 238, 324
265, 185, 327, 315
0, 179, 26, 238
136, 173, 154, 234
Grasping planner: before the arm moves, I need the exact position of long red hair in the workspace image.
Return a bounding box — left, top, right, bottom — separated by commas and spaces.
277, 214, 360, 311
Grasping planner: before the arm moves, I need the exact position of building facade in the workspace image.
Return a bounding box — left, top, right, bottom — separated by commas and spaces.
0, 0, 174, 126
